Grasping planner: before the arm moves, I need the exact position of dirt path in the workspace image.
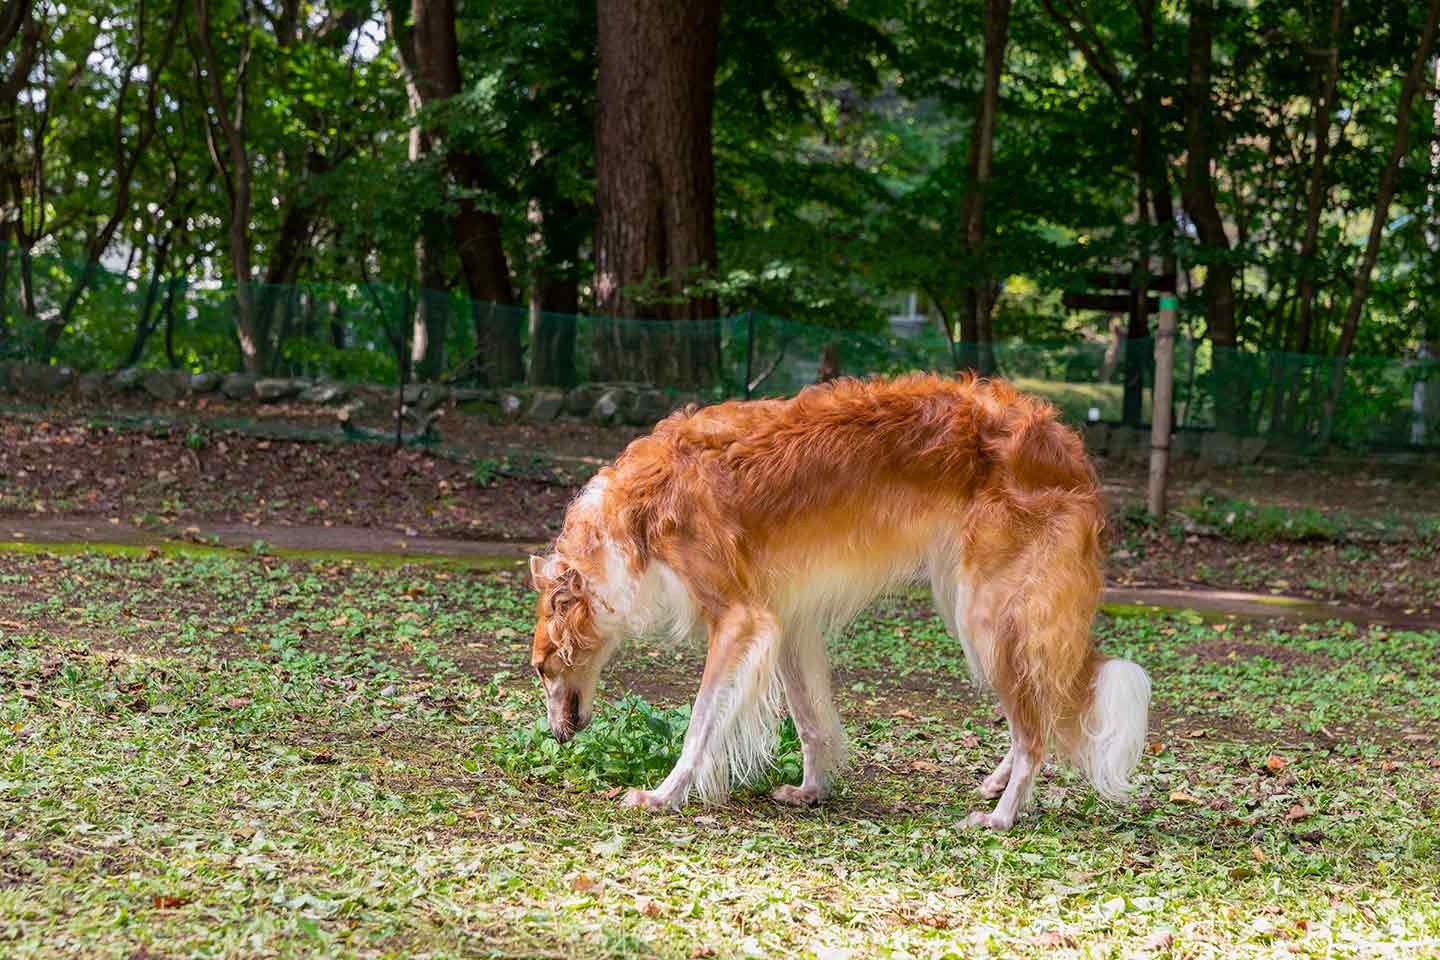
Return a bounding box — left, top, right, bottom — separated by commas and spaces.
5, 514, 1436, 630
0, 514, 542, 567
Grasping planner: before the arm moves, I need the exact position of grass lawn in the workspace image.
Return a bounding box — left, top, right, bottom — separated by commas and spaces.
2, 548, 1438, 958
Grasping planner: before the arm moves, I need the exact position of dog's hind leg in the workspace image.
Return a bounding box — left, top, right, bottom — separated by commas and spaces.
624, 605, 782, 812
966, 725, 1040, 830
772, 623, 845, 806
978, 742, 1014, 800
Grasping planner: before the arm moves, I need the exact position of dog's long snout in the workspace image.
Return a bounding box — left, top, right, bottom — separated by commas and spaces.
551, 690, 589, 744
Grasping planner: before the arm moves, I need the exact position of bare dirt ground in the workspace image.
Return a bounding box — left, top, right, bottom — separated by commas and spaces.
3, 399, 1436, 617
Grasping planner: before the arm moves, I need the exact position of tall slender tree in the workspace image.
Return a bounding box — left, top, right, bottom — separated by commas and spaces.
409, 0, 521, 385
956, 0, 1012, 376
1181, 0, 1243, 432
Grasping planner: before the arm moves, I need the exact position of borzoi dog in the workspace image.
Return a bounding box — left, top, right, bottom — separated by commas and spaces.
529, 373, 1150, 829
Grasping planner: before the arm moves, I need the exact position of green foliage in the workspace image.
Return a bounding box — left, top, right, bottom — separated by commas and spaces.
1181, 497, 1343, 544
494, 695, 802, 792
3, 0, 1437, 448
469, 457, 501, 489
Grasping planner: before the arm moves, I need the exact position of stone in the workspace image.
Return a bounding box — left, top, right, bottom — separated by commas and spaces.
624, 388, 673, 427
403, 383, 450, 412
591, 387, 632, 425
77, 372, 110, 398
14, 363, 74, 394
1171, 430, 1201, 460
1238, 436, 1267, 465
526, 390, 565, 422
1200, 431, 1240, 466
112, 367, 146, 390
254, 378, 302, 402
189, 372, 222, 394
670, 391, 702, 413
1082, 422, 1110, 456
299, 382, 349, 404
563, 383, 607, 416
142, 369, 184, 402
499, 392, 526, 420
220, 373, 257, 400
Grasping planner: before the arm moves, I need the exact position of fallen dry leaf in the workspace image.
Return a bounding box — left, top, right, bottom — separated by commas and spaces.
570, 874, 598, 893
1284, 804, 1312, 822
892, 708, 916, 719
151, 895, 190, 910
1252, 845, 1267, 864
1169, 790, 1202, 805
1145, 931, 1175, 951
636, 896, 664, 918
223, 696, 252, 709
1265, 755, 1288, 774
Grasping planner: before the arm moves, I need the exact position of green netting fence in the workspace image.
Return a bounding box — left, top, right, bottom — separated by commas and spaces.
1, 244, 1436, 451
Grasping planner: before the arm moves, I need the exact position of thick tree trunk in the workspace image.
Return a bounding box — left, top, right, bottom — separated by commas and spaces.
593, 0, 721, 387
1182, 0, 1244, 433
1322, 0, 1440, 439
957, 0, 1012, 377
410, 0, 519, 386
528, 196, 582, 387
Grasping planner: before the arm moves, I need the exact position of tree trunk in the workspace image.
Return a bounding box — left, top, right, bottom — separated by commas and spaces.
957, 0, 1012, 377
410, 0, 520, 386
1423, 55, 1440, 443
411, 226, 450, 381
1293, 0, 1342, 358
0, 1, 40, 345
387, 2, 452, 383
125, 230, 173, 367
528, 196, 582, 387
1277, 0, 1344, 435
193, 0, 262, 373
1322, 0, 1440, 439
593, 0, 721, 388
1182, 0, 1243, 433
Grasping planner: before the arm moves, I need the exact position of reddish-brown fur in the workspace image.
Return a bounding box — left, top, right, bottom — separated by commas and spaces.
533, 373, 1109, 755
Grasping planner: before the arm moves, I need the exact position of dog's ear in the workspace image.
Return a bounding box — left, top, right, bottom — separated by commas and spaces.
530, 553, 560, 590
546, 565, 598, 662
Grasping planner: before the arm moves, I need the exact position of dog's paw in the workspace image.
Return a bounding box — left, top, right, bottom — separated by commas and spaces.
771, 784, 821, 807
622, 788, 676, 812
977, 774, 1009, 800
963, 810, 1014, 831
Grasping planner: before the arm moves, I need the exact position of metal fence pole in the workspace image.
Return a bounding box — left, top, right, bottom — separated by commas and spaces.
744, 310, 755, 400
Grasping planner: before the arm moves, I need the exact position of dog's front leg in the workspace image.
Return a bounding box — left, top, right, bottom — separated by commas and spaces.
773, 624, 844, 807
624, 606, 778, 813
